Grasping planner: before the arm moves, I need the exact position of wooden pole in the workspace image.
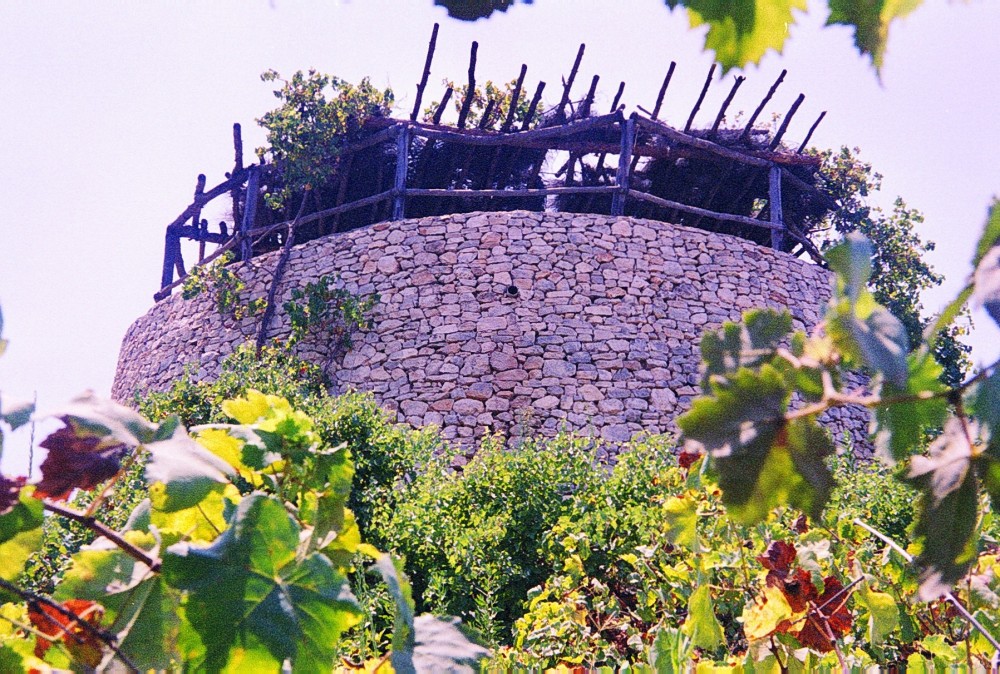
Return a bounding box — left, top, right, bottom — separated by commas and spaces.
651, 62, 676, 120
556, 44, 586, 121
579, 74, 599, 118
500, 64, 527, 133
685, 63, 716, 132
768, 93, 805, 150
160, 230, 176, 293
231, 124, 244, 232
612, 114, 636, 216
393, 124, 410, 220
240, 167, 260, 262
191, 174, 207, 261
432, 88, 453, 125
742, 69, 786, 141
477, 99, 497, 130
457, 41, 478, 129
797, 110, 827, 153
521, 81, 545, 131
411, 23, 439, 122
709, 76, 746, 137
769, 163, 785, 250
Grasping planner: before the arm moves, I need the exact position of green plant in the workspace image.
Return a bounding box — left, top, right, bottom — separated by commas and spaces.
181, 251, 265, 322
256, 69, 394, 213
283, 274, 380, 357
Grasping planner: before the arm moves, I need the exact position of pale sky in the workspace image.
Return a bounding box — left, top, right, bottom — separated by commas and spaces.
1, 0, 999, 474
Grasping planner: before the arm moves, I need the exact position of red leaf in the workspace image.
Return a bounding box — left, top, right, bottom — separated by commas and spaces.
792, 514, 809, 534
29, 599, 106, 667
792, 576, 854, 653
780, 568, 819, 613
758, 540, 796, 575
0, 473, 26, 515
678, 449, 703, 470
35, 427, 127, 501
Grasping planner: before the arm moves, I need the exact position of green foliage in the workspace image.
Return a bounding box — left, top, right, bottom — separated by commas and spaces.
424, 77, 543, 129
283, 274, 380, 354
435, 0, 925, 71
815, 146, 972, 387
256, 69, 394, 212
181, 251, 265, 322
138, 342, 439, 542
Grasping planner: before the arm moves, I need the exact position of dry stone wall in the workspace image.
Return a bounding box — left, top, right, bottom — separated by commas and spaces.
113, 211, 870, 453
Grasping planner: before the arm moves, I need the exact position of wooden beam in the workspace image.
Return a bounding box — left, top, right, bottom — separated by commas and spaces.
411, 23, 439, 121
403, 185, 615, 198
626, 189, 784, 231
230, 124, 244, 231
457, 41, 478, 129
742, 69, 786, 140
612, 115, 637, 216
709, 76, 746, 137
432, 87, 453, 125
637, 116, 771, 167
579, 74, 599, 118
651, 62, 676, 120
191, 174, 207, 261
500, 64, 528, 132
769, 163, 785, 249
240, 166, 260, 261
556, 44, 586, 121
685, 63, 716, 132
768, 93, 805, 150
522, 81, 545, 131
392, 124, 410, 220
797, 110, 827, 153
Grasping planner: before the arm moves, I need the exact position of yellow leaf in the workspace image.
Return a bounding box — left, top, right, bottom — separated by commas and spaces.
741, 585, 802, 642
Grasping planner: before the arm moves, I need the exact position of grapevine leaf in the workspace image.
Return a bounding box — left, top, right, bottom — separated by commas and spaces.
973, 199, 1000, 266
661, 495, 699, 550
29, 599, 106, 668
905, 418, 981, 600
827, 235, 909, 387
793, 576, 853, 653
699, 309, 791, 393
923, 284, 974, 349
872, 350, 948, 463
679, 365, 789, 523
162, 494, 360, 673
145, 417, 233, 513
682, 585, 725, 650
410, 615, 491, 674
35, 426, 129, 501
376, 554, 416, 673
742, 584, 800, 642
54, 531, 177, 670
855, 582, 899, 645
42, 391, 158, 447
974, 245, 1000, 329
0, 474, 26, 516
0, 487, 43, 588
0, 393, 33, 431
969, 373, 1000, 456
758, 541, 796, 575
151, 483, 238, 545
826, 0, 922, 70
684, 0, 807, 71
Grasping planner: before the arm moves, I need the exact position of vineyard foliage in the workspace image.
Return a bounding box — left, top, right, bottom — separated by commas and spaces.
2, 200, 1000, 669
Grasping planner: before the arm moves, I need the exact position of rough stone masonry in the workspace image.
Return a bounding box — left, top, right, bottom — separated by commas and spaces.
113, 211, 870, 454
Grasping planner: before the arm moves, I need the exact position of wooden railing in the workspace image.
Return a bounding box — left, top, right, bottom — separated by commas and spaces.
155, 111, 830, 301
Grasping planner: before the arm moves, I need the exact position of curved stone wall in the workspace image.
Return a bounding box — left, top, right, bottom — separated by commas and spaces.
113, 211, 869, 450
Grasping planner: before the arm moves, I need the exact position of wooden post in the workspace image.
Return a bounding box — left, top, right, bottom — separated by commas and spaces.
769, 163, 785, 250
393, 124, 410, 221
231, 123, 244, 230
432, 87, 453, 125
612, 115, 636, 216
768, 93, 805, 150
456, 41, 478, 129
500, 64, 527, 133
521, 81, 546, 131
240, 166, 260, 261
685, 63, 716, 132
650, 62, 676, 120
411, 23, 439, 121
160, 229, 176, 293
192, 174, 207, 261
742, 70, 786, 141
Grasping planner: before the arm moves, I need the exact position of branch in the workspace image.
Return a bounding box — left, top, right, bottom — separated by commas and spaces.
853, 518, 1000, 655
42, 500, 161, 572
0, 577, 139, 673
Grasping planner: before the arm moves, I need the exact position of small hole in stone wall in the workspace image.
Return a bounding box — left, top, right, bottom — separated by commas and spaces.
505, 285, 520, 297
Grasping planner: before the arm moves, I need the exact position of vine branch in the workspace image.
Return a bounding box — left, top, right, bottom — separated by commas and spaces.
41, 499, 161, 572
